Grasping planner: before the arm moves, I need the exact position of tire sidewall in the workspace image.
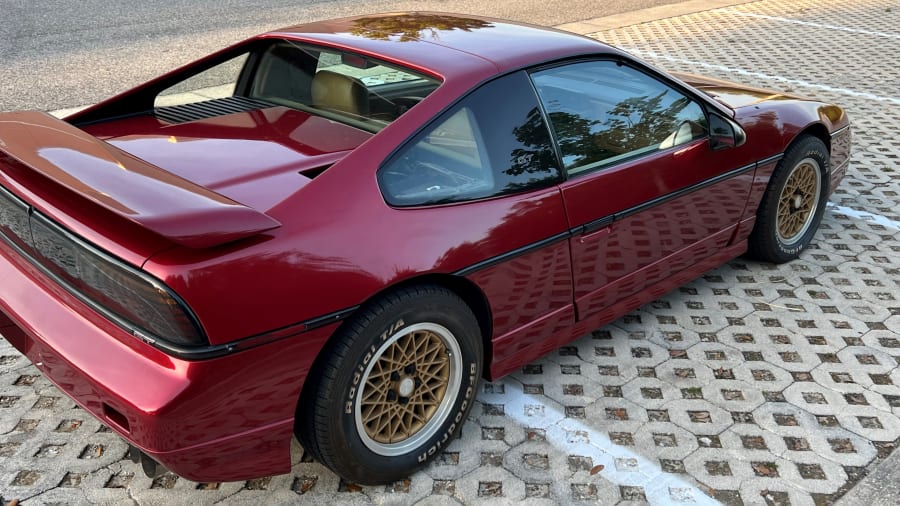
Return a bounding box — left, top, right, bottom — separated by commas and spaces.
754, 137, 830, 263
330, 293, 481, 481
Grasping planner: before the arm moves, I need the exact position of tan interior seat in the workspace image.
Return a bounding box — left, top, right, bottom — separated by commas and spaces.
311, 70, 370, 117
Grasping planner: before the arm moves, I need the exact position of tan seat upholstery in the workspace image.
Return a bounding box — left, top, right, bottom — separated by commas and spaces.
311, 70, 370, 117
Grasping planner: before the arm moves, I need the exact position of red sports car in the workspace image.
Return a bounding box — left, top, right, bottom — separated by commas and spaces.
0, 12, 850, 485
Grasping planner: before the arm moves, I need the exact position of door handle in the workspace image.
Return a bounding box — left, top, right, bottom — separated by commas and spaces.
578, 223, 612, 244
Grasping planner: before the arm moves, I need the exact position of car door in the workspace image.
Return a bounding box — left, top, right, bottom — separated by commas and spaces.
530, 59, 753, 319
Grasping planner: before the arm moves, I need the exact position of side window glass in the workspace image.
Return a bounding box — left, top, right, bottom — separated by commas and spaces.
379, 71, 562, 206
154, 53, 249, 108
531, 60, 707, 175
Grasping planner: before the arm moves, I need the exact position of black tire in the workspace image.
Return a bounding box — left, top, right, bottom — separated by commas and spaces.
748, 135, 830, 263
297, 285, 483, 485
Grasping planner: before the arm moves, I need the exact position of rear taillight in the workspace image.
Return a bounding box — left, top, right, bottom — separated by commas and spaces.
29, 214, 206, 347
0, 185, 32, 251
0, 183, 206, 349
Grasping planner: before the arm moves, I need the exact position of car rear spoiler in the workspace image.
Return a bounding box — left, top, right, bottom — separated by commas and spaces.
0, 111, 281, 248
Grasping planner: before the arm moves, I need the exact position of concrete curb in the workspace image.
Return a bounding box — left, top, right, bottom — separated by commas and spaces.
837, 448, 900, 505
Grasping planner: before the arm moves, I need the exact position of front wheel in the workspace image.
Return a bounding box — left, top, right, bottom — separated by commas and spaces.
748, 135, 830, 263
297, 285, 483, 485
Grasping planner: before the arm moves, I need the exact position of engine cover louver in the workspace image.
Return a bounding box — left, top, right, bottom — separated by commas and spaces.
154, 96, 275, 124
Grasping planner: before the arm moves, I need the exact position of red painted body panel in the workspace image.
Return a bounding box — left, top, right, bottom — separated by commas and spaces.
146, 187, 570, 344
0, 112, 281, 249
561, 139, 754, 318
93, 107, 372, 211
0, 13, 851, 482
489, 233, 748, 379
0, 243, 334, 479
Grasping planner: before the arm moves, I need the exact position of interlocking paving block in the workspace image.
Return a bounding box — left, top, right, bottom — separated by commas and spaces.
2, 0, 900, 503
633, 422, 699, 461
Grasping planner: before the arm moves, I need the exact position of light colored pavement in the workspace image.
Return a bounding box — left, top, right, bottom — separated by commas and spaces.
2, 0, 900, 504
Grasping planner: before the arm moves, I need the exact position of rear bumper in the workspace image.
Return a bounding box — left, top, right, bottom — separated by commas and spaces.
0, 244, 333, 482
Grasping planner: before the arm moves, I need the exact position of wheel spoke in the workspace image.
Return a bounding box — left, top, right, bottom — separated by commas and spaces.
362, 404, 386, 425
417, 362, 449, 382
399, 333, 418, 363
366, 366, 393, 385
414, 381, 446, 402
400, 407, 417, 434
402, 404, 428, 424
418, 353, 448, 370
362, 385, 390, 405
414, 331, 442, 362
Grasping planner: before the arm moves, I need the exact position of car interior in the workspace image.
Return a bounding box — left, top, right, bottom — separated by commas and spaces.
152, 40, 441, 132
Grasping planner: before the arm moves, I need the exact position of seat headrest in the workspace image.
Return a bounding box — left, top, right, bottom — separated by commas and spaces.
311, 70, 369, 117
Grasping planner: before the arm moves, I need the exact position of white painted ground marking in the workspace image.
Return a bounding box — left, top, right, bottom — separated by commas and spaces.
483, 380, 718, 505
827, 203, 900, 231
720, 10, 900, 40
622, 48, 900, 106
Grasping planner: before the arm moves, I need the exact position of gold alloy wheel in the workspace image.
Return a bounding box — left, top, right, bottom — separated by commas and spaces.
776, 157, 822, 245
355, 322, 462, 456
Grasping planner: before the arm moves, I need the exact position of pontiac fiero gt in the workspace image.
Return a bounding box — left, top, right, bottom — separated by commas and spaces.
0, 13, 849, 484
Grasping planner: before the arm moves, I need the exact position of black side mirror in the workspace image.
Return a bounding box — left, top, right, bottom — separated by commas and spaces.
709, 113, 747, 150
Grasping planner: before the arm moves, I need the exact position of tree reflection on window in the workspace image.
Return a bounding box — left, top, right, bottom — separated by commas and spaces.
349, 14, 493, 42
378, 72, 561, 206
533, 61, 707, 174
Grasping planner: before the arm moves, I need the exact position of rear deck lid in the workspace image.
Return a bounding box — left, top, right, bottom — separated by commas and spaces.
0, 111, 281, 249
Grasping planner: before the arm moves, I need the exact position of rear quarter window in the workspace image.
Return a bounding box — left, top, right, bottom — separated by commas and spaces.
378, 71, 563, 207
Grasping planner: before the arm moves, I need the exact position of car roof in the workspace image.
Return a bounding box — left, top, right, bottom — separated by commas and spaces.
265, 12, 622, 78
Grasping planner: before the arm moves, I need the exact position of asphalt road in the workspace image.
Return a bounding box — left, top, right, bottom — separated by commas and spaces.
0, 0, 685, 112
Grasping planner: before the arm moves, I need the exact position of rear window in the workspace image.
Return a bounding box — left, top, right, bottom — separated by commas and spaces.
151, 40, 440, 131
248, 42, 441, 132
